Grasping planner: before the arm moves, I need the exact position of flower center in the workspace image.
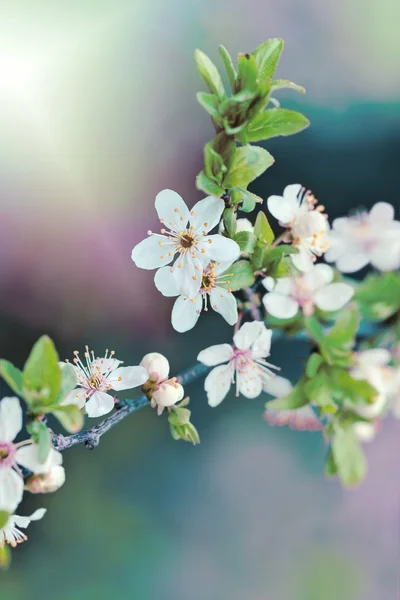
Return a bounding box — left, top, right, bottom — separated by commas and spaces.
291, 279, 315, 315
232, 348, 254, 372
88, 373, 103, 389
179, 233, 195, 249
0, 442, 15, 468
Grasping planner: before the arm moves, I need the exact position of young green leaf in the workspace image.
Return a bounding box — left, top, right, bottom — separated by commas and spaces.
218, 260, 255, 291
195, 49, 225, 99
266, 376, 309, 410
236, 53, 259, 93
0, 511, 9, 530
304, 369, 336, 408
23, 336, 61, 406
54, 362, 77, 405
305, 353, 323, 378
230, 188, 261, 212
304, 316, 325, 345
222, 207, 237, 237
0, 360, 23, 395
196, 170, 225, 196
0, 543, 11, 569
355, 271, 400, 322
245, 109, 309, 142
270, 79, 305, 94
254, 211, 275, 244
331, 428, 366, 486
196, 92, 220, 120
223, 145, 274, 188
218, 44, 237, 89
53, 405, 84, 434
324, 449, 338, 477
233, 231, 258, 253
37, 421, 51, 463
253, 38, 284, 81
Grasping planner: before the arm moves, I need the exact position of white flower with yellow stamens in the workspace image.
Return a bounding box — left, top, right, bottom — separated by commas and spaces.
131, 189, 240, 298
62, 348, 148, 418
155, 261, 238, 332
267, 184, 330, 272
0, 508, 46, 548
140, 352, 184, 415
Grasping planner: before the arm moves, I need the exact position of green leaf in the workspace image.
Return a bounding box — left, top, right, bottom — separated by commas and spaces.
324, 449, 338, 477
195, 49, 225, 99
218, 260, 255, 292
223, 145, 274, 188
236, 53, 259, 93
330, 368, 377, 407
211, 132, 236, 170
222, 207, 237, 237
266, 376, 309, 410
53, 405, 84, 434
254, 211, 275, 244
23, 336, 61, 407
54, 362, 77, 405
270, 79, 306, 94
0, 543, 11, 570
218, 44, 237, 89
0, 360, 23, 395
262, 245, 298, 264
230, 187, 261, 212
196, 92, 220, 120
0, 510, 9, 529
306, 353, 323, 378
38, 421, 51, 462
325, 306, 359, 348
203, 140, 225, 182
304, 369, 336, 408
246, 109, 309, 142
233, 231, 257, 253
196, 170, 225, 196
331, 428, 366, 486
355, 271, 400, 322
253, 38, 284, 81
304, 316, 325, 345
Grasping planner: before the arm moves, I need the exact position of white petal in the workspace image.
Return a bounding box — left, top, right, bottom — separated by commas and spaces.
0, 468, 23, 512
14, 508, 47, 528
197, 344, 234, 366
263, 375, 293, 397
108, 366, 148, 391
238, 371, 263, 399
0, 397, 22, 442
85, 391, 115, 417
200, 234, 240, 264
155, 189, 189, 231
283, 183, 303, 204
153, 381, 184, 408
314, 282, 354, 312
291, 247, 314, 272
171, 294, 202, 333
357, 349, 391, 367
210, 288, 238, 326
353, 422, 376, 443
131, 235, 176, 270
233, 321, 264, 350
251, 326, 272, 358
189, 195, 224, 234
204, 364, 233, 407
154, 267, 179, 297
369, 202, 395, 223
370, 242, 400, 272
172, 253, 202, 298
262, 276, 275, 292
263, 292, 299, 319
302, 263, 334, 290
236, 218, 254, 233
16, 445, 62, 475
336, 251, 369, 273
140, 353, 169, 381
272, 277, 293, 295
91, 358, 122, 375
324, 232, 347, 262
60, 387, 86, 409
267, 184, 301, 223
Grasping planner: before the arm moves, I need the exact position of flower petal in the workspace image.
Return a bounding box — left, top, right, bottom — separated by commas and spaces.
324, 232, 346, 262
267, 184, 301, 224
370, 242, 400, 272
263, 292, 299, 319
155, 189, 189, 231
291, 247, 314, 272
302, 263, 334, 290
263, 375, 293, 397
91, 358, 122, 375
197, 344, 234, 366
357, 349, 391, 367
314, 282, 354, 312
262, 276, 275, 292
0, 468, 23, 512
369, 202, 395, 223
233, 321, 264, 350
61, 387, 87, 409
204, 364, 233, 407
200, 234, 240, 264
154, 267, 179, 297
251, 326, 272, 358
209, 288, 238, 326
16, 445, 62, 475
238, 371, 263, 399
131, 234, 176, 270
336, 251, 369, 273
108, 366, 148, 391
172, 253, 202, 298
14, 508, 47, 528
0, 396, 22, 442
85, 392, 115, 418
171, 294, 202, 333
353, 422, 376, 443
140, 353, 169, 381
189, 195, 224, 234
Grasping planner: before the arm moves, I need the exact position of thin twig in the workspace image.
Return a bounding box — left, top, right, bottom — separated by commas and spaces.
244, 287, 262, 321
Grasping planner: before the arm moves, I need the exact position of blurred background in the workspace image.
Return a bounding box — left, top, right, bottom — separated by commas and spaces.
0, 1, 400, 598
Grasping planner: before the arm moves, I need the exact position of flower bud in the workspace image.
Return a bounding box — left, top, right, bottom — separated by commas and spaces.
219, 218, 254, 235
140, 352, 169, 381
25, 465, 66, 494
152, 379, 184, 413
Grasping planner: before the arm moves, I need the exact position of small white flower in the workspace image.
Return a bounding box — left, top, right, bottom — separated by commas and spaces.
219, 217, 254, 234
0, 397, 62, 513
263, 405, 323, 431
262, 264, 354, 319
0, 508, 46, 548
25, 465, 66, 494
325, 202, 400, 273
267, 184, 330, 272
131, 189, 240, 297
197, 322, 289, 407
140, 352, 184, 415
353, 421, 377, 443
155, 261, 238, 332
62, 347, 148, 418
350, 349, 396, 418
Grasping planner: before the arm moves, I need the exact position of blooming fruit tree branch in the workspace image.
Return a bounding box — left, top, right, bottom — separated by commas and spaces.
1, 38, 400, 568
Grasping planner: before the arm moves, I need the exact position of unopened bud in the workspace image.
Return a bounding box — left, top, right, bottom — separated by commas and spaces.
140, 352, 170, 381
152, 380, 184, 414
25, 466, 66, 494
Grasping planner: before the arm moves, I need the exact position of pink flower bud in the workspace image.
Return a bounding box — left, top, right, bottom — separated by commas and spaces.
140, 353, 169, 381
25, 465, 66, 494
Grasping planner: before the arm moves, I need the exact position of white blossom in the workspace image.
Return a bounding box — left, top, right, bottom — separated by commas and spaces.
219, 217, 254, 235
350, 349, 396, 418
0, 508, 46, 548
325, 202, 400, 273
267, 184, 330, 272
262, 264, 354, 319
0, 397, 62, 513
25, 465, 66, 494
197, 322, 290, 407
131, 189, 240, 297
155, 261, 238, 332
62, 347, 148, 418
140, 352, 184, 415
353, 421, 378, 443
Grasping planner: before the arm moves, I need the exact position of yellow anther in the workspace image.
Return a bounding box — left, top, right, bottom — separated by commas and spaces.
159, 242, 164, 246
208, 239, 212, 244
204, 222, 208, 227
174, 208, 179, 213
178, 263, 183, 268
191, 211, 195, 216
